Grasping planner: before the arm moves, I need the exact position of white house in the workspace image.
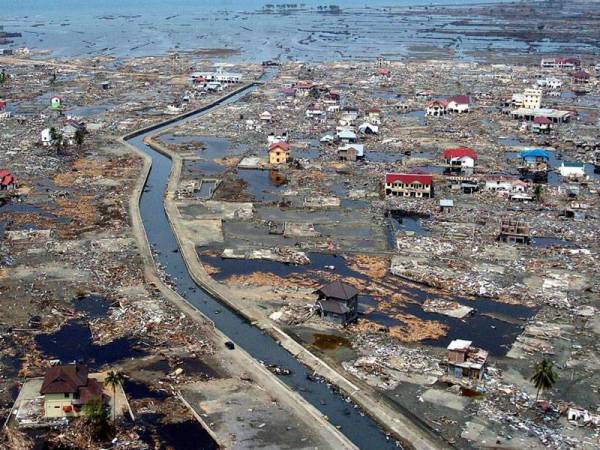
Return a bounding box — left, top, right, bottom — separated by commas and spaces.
260, 111, 272, 122
484, 177, 528, 193
306, 107, 325, 119
442, 147, 477, 169
558, 162, 585, 179
337, 129, 357, 143
426, 100, 448, 117
320, 134, 335, 144
536, 77, 562, 89
190, 68, 242, 84
446, 95, 470, 113
41, 128, 52, 146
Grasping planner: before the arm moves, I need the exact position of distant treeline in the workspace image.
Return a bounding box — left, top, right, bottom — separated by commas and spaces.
263, 4, 341, 11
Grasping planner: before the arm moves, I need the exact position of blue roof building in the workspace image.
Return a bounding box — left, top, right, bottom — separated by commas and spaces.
519, 149, 551, 160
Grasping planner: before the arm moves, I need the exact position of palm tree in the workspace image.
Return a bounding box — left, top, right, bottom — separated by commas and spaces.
530, 358, 558, 401
104, 370, 125, 424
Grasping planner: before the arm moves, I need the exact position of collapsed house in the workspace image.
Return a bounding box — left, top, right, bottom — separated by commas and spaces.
498, 217, 530, 244
446, 339, 488, 381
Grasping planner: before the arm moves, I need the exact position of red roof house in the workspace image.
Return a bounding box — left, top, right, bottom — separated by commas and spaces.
0, 170, 16, 190
442, 147, 477, 169
268, 141, 289, 153
442, 147, 477, 160
0, 100, 6, 110
385, 173, 433, 198
573, 70, 591, 82
533, 116, 552, 125
40, 364, 104, 418
385, 173, 433, 185
447, 95, 471, 112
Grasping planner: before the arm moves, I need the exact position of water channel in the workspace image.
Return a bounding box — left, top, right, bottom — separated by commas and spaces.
126, 81, 403, 448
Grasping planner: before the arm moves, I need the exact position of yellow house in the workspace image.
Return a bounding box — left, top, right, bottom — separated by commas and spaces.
41, 364, 104, 418
268, 141, 289, 165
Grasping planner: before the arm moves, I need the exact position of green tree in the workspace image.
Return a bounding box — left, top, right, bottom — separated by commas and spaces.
104, 370, 125, 425
530, 358, 558, 401
0, 69, 7, 85
74, 127, 86, 150
83, 396, 110, 440
49, 127, 63, 155
534, 184, 544, 202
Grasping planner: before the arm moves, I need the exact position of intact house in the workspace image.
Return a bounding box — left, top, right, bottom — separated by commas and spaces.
522, 88, 542, 110
259, 111, 272, 122
41, 128, 52, 146
573, 70, 591, 84
41, 364, 104, 418
385, 173, 433, 198
337, 144, 364, 162
336, 128, 357, 144
510, 107, 572, 124
446, 95, 470, 113
366, 108, 382, 124
376, 68, 391, 81
426, 99, 448, 117
519, 149, 551, 172
315, 281, 358, 326
268, 141, 289, 165
540, 56, 581, 70
0, 169, 16, 190
558, 162, 585, 179
484, 176, 528, 194
532, 115, 552, 134
536, 77, 562, 89
306, 106, 325, 120
446, 340, 488, 381
340, 106, 359, 122
442, 147, 477, 171
294, 81, 316, 98
51, 96, 62, 110
190, 68, 242, 84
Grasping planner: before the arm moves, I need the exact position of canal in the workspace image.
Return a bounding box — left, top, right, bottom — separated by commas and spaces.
126, 83, 403, 449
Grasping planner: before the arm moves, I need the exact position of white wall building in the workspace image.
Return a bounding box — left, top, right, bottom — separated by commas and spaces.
523, 88, 542, 110
41, 128, 52, 146
558, 162, 585, 178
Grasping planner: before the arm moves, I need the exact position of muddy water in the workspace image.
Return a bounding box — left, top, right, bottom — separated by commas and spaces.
127, 81, 400, 448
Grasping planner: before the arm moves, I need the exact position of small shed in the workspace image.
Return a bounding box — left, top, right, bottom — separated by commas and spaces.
338, 144, 364, 161
439, 199, 454, 213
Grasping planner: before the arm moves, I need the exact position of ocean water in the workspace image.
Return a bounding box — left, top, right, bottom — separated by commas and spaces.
0, 0, 547, 61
